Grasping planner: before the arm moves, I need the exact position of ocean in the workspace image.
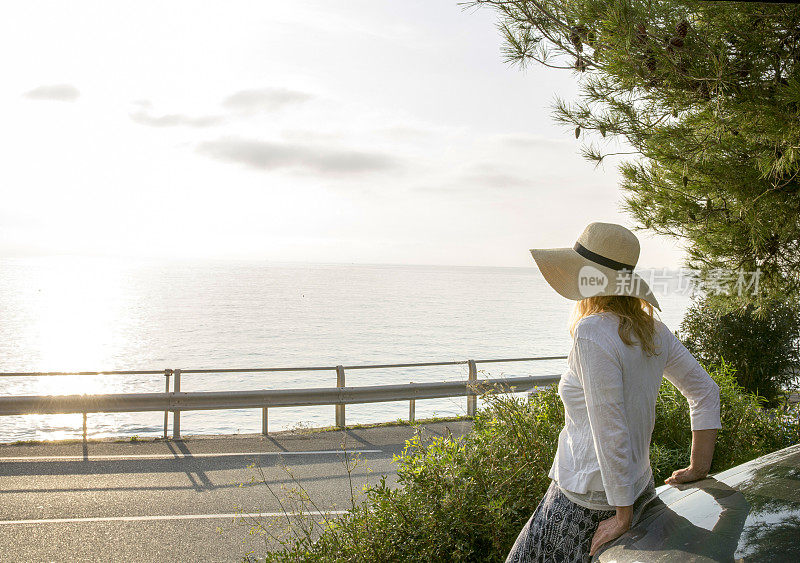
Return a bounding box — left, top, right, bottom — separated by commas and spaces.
0, 257, 691, 442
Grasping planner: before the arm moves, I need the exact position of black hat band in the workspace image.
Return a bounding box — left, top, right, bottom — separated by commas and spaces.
573, 242, 635, 272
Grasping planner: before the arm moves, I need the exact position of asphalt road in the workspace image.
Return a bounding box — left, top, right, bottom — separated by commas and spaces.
0, 419, 473, 562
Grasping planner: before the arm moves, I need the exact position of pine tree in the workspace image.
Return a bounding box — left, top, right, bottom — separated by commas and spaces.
469, 0, 800, 311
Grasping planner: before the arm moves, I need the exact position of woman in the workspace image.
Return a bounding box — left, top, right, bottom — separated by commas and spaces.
506, 222, 722, 563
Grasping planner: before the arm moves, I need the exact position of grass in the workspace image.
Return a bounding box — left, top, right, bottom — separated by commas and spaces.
292, 414, 471, 435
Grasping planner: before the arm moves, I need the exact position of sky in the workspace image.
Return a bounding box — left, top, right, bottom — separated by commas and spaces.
0, 0, 688, 268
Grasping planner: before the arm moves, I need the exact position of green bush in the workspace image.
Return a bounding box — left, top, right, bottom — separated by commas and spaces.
679, 296, 800, 407
651, 359, 798, 481
254, 364, 799, 562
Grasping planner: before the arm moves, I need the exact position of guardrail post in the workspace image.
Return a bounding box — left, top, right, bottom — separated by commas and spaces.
335, 365, 345, 428
172, 369, 181, 439
467, 359, 477, 417
163, 369, 172, 439
409, 399, 415, 423
82, 412, 87, 441
262, 407, 268, 436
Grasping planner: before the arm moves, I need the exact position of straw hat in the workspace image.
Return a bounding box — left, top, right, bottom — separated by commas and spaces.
530, 222, 661, 310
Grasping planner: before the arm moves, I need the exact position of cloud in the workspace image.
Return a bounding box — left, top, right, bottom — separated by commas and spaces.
411, 164, 535, 195
279, 129, 344, 143
222, 87, 314, 113
457, 164, 532, 190
417, 174, 531, 194
127, 88, 313, 127
197, 137, 398, 174
128, 100, 223, 127
374, 126, 435, 142
23, 84, 80, 102
129, 109, 224, 128
495, 133, 571, 149
461, 170, 531, 189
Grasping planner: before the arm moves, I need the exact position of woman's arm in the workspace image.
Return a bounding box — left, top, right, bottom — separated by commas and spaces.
662, 329, 722, 485
592, 429, 718, 555
665, 428, 718, 485
615, 505, 633, 526
572, 331, 638, 556
573, 336, 637, 506
589, 505, 632, 556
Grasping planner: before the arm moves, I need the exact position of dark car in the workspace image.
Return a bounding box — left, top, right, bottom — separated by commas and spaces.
595, 443, 800, 562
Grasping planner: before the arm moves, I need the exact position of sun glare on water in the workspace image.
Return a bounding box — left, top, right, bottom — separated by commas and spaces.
0, 257, 150, 440
26, 257, 128, 394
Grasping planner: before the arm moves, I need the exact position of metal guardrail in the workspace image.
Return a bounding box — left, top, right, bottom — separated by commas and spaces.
0, 356, 566, 440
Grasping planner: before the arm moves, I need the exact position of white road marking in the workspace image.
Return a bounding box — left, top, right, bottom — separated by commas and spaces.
0, 511, 351, 525
0, 449, 382, 462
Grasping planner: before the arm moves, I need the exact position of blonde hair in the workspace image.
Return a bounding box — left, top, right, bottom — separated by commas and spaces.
569, 295, 660, 357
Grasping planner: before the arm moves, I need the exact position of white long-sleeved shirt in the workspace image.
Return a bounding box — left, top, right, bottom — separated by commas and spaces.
549, 311, 722, 508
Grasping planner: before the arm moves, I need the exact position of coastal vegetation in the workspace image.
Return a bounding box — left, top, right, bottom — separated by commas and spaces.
680, 295, 800, 406
247, 362, 799, 562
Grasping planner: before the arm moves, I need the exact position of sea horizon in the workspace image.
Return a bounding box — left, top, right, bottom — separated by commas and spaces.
0, 257, 692, 442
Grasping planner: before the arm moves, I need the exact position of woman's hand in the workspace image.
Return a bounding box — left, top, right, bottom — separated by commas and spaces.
589, 509, 632, 557
664, 429, 717, 486
664, 465, 707, 485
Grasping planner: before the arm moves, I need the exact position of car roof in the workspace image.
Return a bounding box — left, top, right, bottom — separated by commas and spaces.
596, 443, 800, 562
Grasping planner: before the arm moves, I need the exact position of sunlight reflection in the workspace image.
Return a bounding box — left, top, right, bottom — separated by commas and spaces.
30, 257, 123, 383
1, 256, 164, 440
9, 257, 133, 439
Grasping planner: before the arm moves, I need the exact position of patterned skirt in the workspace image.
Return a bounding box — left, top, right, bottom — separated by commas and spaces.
504, 478, 656, 563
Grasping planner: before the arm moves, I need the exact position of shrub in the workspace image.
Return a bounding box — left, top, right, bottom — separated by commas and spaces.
650, 359, 799, 482
253, 364, 799, 562
679, 295, 800, 407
